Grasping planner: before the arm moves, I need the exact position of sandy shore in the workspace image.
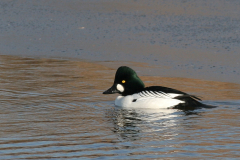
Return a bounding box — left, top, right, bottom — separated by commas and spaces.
1, 0, 240, 84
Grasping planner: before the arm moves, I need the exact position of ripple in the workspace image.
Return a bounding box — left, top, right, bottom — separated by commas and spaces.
0, 55, 240, 159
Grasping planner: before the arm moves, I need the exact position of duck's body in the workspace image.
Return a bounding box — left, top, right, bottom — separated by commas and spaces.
115, 94, 183, 109
103, 66, 214, 110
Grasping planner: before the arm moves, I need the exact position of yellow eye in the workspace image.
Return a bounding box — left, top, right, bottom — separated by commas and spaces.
122, 80, 126, 83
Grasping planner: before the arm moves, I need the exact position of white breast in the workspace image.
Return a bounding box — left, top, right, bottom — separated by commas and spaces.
115, 92, 185, 109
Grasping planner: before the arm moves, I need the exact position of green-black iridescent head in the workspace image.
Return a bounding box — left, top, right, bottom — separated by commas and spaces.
103, 66, 145, 96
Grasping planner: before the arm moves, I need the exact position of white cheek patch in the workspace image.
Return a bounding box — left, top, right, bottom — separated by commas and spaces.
116, 84, 124, 92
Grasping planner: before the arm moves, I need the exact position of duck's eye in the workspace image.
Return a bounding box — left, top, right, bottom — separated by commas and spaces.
122, 80, 126, 83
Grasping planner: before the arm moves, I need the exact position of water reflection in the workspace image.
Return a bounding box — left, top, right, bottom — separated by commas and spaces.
0, 55, 115, 105
108, 108, 203, 141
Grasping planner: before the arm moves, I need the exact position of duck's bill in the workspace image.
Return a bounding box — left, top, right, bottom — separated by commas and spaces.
103, 85, 119, 94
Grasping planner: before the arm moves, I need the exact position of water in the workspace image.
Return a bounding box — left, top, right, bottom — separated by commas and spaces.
0, 55, 240, 159
1, 0, 240, 83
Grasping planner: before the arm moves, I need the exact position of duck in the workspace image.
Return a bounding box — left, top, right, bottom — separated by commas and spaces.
103, 66, 215, 110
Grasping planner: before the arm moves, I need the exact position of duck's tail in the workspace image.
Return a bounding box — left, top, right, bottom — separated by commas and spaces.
173, 95, 217, 110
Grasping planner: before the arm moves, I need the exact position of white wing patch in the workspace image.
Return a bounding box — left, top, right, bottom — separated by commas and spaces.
168, 93, 182, 98
138, 90, 182, 99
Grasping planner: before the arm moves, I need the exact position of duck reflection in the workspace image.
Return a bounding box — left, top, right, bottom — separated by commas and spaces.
110, 108, 200, 141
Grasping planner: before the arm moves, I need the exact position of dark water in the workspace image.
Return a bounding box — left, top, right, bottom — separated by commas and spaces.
0, 55, 240, 159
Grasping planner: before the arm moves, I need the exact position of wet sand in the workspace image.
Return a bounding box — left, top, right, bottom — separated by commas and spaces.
0, 0, 240, 84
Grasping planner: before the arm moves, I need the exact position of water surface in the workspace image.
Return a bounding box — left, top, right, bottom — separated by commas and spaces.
0, 55, 240, 159
1, 0, 240, 83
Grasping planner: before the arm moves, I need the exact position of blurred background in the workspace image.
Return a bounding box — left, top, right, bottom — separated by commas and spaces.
1, 0, 240, 83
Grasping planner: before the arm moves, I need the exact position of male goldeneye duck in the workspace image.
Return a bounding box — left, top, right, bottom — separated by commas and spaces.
103, 66, 214, 110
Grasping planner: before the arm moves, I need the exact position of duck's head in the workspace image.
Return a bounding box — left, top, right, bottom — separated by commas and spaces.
103, 66, 145, 96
